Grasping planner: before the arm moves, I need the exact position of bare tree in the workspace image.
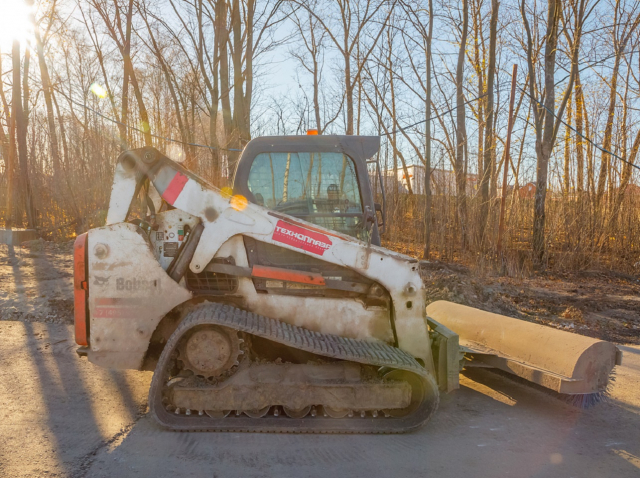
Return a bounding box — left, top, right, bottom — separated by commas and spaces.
455, 0, 469, 248
0, 0, 638, 274
423, 0, 434, 259
521, 0, 588, 265
289, 2, 329, 132
595, 0, 640, 206
575, 73, 585, 196
29, 0, 61, 175
478, 0, 498, 246
298, 0, 396, 135
12, 40, 35, 228
90, 0, 153, 146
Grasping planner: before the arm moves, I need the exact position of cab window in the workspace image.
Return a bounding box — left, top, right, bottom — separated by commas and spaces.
247, 152, 365, 239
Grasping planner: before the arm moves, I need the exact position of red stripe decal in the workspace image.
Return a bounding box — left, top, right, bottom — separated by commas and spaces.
94, 307, 144, 318
252, 265, 326, 285
94, 298, 143, 306
162, 172, 189, 204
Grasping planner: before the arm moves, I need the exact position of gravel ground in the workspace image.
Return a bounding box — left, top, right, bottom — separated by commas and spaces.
0, 321, 638, 478
0, 240, 74, 325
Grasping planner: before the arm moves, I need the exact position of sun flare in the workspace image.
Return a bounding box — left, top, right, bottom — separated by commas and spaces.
0, 2, 34, 51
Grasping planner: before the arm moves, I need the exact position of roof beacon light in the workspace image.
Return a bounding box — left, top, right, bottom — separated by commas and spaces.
307, 129, 319, 135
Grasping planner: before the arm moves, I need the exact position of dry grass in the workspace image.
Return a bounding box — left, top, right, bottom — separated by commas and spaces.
381, 190, 640, 275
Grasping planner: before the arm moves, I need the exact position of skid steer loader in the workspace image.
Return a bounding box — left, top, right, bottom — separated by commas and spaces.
74, 135, 622, 433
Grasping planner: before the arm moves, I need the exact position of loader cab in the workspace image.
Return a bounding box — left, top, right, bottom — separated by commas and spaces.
233, 135, 383, 246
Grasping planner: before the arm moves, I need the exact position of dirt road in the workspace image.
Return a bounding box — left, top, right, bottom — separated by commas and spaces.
1, 241, 639, 477
0, 320, 638, 478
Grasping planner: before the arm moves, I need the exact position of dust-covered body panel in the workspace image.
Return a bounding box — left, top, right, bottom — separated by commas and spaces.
86, 223, 191, 369
72, 140, 444, 432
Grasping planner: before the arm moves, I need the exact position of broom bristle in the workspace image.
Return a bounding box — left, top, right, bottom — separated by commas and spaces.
561, 391, 609, 409
560, 369, 616, 409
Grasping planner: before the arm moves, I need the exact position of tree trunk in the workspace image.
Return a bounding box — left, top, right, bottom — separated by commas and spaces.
563, 92, 572, 194
34, 27, 61, 176
312, 26, 322, 132
608, 63, 634, 227
0, 51, 13, 227
455, 0, 469, 248
228, 0, 245, 173
244, 0, 255, 138
585, 98, 595, 200
387, 27, 413, 195
219, 0, 233, 156
575, 74, 584, 196
125, 61, 152, 147
344, 21, 353, 135
52, 92, 69, 167
111, 0, 152, 148
211, 0, 224, 175
86, 13, 126, 148
596, 52, 622, 204
22, 48, 30, 122
120, 0, 132, 150
0, 120, 8, 174
232, 0, 244, 145
142, 14, 187, 150
423, 0, 434, 260
474, 0, 484, 181
12, 41, 35, 228
479, 0, 498, 246
610, 129, 640, 227
532, 0, 562, 266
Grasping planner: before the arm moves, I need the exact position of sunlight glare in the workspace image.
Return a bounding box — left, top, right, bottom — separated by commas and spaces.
166, 143, 186, 163
220, 186, 233, 199
230, 194, 248, 211
0, 2, 34, 51
89, 82, 108, 99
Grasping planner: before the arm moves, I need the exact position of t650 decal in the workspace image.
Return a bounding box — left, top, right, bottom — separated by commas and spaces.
272, 220, 332, 255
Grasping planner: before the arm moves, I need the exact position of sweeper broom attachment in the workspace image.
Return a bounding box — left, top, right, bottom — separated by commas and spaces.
427, 301, 622, 407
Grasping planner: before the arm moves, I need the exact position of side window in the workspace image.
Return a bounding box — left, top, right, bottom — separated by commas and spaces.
247, 152, 364, 238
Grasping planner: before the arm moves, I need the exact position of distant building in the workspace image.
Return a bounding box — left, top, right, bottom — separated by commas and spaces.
397, 164, 478, 196
369, 169, 405, 195
518, 182, 536, 198
498, 182, 536, 199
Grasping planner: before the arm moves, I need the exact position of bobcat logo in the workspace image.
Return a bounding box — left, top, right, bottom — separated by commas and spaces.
93, 275, 110, 286
116, 277, 160, 292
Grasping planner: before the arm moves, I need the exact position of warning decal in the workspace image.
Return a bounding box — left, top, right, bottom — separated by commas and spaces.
94, 297, 144, 318
272, 220, 332, 256
164, 242, 179, 257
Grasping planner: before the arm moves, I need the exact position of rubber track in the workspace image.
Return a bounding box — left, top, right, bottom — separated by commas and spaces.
149, 303, 439, 433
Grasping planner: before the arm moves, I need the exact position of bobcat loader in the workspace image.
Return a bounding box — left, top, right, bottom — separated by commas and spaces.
74, 135, 621, 433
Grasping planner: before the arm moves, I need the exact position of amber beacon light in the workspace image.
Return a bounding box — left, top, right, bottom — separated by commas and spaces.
306, 129, 319, 135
